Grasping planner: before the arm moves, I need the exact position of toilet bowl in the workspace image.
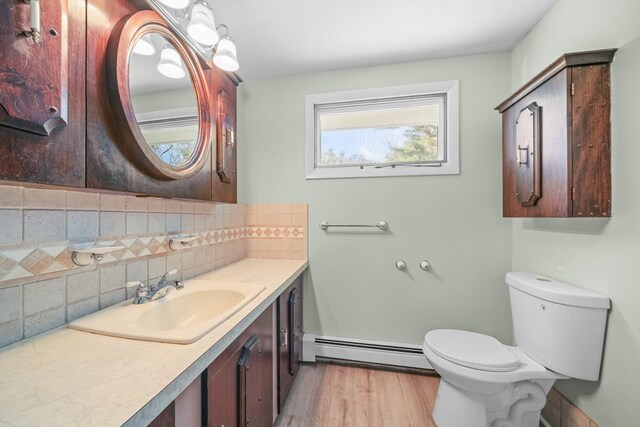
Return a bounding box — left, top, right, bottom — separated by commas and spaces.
423, 272, 610, 427
423, 329, 564, 427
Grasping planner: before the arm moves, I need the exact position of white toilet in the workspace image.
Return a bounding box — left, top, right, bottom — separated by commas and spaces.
422, 272, 610, 427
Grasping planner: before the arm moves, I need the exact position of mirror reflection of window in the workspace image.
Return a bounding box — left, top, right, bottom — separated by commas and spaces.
129, 33, 199, 168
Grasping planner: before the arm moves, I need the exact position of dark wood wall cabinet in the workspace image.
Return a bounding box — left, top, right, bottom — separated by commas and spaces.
0, 0, 86, 187
86, 2, 212, 200
496, 49, 616, 218
0, 0, 239, 202
86, 0, 238, 201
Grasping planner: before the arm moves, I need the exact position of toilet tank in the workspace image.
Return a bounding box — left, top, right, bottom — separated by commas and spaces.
506, 272, 610, 381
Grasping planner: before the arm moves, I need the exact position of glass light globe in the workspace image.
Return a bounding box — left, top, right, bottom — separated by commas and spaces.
213, 36, 239, 72
187, 3, 219, 46
157, 45, 186, 79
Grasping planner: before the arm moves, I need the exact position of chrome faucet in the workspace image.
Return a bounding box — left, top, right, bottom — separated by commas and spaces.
131, 269, 184, 304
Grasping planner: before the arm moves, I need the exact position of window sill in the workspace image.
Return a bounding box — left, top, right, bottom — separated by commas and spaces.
305, 163, 460, 180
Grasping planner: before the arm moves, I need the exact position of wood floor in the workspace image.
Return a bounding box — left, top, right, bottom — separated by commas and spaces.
275, 362, 440, 427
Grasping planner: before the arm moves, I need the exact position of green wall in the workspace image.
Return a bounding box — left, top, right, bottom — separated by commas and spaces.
239, 53, 514, 346
238, 1, 639, 424
509, 1, 640, 425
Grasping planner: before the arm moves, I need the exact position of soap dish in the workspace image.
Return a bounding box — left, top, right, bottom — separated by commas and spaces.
71, 243, 126, 266
169, 234, 199, 251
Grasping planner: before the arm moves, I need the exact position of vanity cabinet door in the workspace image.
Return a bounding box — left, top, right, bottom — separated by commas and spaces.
277, 276, 303, 412
206, 304, 273, 427
149, 401, 175, 427
0, 0, 86, 187
207, 344, 240, 427
238, 334, 272, 427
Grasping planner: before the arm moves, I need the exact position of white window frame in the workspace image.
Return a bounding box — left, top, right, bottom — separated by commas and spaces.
305, 80, 459, 179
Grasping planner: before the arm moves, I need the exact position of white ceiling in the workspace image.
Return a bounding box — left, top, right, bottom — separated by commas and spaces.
211, 0, 557, 81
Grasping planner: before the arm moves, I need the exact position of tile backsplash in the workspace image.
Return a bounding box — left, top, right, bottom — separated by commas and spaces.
0, 184, 307, 348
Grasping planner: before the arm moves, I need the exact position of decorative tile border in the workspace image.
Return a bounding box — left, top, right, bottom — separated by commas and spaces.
245, 226, 305, 239
0, 227, 251, 283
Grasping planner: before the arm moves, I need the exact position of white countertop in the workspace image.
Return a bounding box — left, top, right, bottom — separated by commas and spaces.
0, 258, 308, 427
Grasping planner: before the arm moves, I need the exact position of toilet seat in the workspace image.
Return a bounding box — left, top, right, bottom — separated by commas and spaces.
424, 329, 519, 372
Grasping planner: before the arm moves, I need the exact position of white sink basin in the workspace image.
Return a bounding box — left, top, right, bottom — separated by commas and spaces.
68, 280, 265, 344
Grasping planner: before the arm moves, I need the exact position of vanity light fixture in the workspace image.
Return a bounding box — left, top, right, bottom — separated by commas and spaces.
187, 1, 219, 46
157, 0, 191, 10
157, 44, 186, 79
146, 0, 241, 73
213, 25, 240, 72
133, 34, 156, 56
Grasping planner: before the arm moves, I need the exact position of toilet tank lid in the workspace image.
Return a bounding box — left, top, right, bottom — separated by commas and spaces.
506, 272, 610, 309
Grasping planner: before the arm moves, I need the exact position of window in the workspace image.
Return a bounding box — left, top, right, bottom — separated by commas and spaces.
305, 81, 459, 179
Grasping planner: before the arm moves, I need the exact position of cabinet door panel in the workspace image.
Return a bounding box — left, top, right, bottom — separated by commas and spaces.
148, 401, 175, 427
212, 67, 237, 203
207, 305, 273, 427
0, 0, 85, 186
571, 65, 611, 217
291, 280, 303, 376
208, 347, 241, 427
85, 0, 212, 200
239, 334, 273, 427
278, 277, 303, 412
502, 71, 570, 217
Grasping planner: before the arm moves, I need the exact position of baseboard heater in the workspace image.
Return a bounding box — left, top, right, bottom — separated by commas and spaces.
303, 334, 433, 370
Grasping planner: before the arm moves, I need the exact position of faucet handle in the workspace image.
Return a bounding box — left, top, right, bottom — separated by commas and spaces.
159, 269, 178, 284
126, 280, 143, 290
127, 281, 148, 298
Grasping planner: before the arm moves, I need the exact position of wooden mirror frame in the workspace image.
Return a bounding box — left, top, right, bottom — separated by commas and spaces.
106, 10, 212, 180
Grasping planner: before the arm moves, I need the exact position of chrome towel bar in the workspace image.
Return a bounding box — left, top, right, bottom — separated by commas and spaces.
319, 220, 388, 230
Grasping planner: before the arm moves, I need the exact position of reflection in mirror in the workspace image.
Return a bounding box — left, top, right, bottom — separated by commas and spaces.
129, 33, 199, 168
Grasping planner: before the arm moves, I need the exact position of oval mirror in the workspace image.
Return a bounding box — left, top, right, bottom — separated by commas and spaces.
129, 34, 199, 168
107, 11, 211, 180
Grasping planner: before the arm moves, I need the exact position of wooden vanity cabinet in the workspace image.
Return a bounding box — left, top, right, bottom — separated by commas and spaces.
144, 274, 305, 427
0, 0, 86, 187
277, 277, 303, 412
496, 49, 616, 218
206, 304, 274, 427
